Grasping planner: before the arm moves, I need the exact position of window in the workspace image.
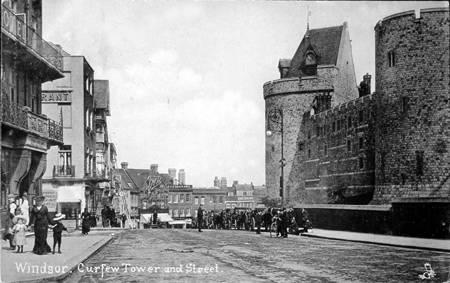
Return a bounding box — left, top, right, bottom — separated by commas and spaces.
168, 195, 172, 203
401, 97, 409, 113
359, 111, 364, 123
194, 197, 198, 205
186, 208, 191, 216
180, 194, 185, 203
219, 196, 224, 204
348, 116, 352, 128
332, 122, 336, 132
416, 151, 424, 176
174, 209, 178, 217
185, 194, 190, 202
324, 144, 328, 156
347, 140, 352, 152
359, 137, 364, 150
201, 197, 205, 205
174, 194, 179, 203
359, 156, 364, 169
388, 51, 396, 67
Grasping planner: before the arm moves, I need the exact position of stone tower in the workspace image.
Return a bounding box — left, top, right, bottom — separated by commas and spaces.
372, 8, 450, 203
264, 22, 359, 204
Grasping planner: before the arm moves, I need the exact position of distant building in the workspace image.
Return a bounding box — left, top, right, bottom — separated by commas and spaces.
192, 188, 227, 213
167, 184, 193, 219
225, 183, 255, 209
178, 169, 186, 185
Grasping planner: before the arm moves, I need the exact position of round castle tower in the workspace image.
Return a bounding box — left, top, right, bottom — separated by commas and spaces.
373, 7, 450, 202
264, 23, 359, 204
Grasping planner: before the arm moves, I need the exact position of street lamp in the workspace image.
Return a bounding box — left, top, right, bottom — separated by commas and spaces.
266, 108, 286, 207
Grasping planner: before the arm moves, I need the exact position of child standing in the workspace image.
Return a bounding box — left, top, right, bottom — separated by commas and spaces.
12, 216, 27, 253
51, 213, 67, 254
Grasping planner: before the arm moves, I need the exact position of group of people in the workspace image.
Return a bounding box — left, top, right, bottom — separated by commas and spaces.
194, 206, 311, 237
4, 193, 69, 255
101, 205, 118, 228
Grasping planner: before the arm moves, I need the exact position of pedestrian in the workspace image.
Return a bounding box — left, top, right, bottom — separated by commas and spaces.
4, 194, 17, 249
12, 215, 27, 253
281, 209, 288, 238
121, 213, 127, 228
29, 196, 53, 255
101, 206, 108, 227
254, 212, 262, 234
51, 213, 67, 254
197, 205, 203, 232
81, 208, 91, 235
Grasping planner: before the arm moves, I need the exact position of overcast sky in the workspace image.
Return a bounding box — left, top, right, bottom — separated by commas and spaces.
43, 1, 448, 187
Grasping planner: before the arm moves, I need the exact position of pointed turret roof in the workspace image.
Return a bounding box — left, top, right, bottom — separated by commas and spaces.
286, 25, 343, 77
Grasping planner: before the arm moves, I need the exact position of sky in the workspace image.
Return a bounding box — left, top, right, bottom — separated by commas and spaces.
42, 1, 448, 187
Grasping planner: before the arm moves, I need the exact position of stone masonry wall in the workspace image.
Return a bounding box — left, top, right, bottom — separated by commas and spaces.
373, 8, 450, 203
287, 94, 376, 206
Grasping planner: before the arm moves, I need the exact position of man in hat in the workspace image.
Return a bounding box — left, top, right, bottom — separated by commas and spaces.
51, 213, 67, 254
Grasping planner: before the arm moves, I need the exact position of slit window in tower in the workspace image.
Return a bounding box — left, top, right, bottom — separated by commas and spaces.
388, 51, 396, 67
416, 151, 424, 176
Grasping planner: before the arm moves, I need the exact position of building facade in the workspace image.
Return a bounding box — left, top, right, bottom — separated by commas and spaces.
264, 22, 359, 203
192, 187, 227, 212
225, 183, 255, 209
167, 184, 193, 219
267, 8, 449, 208
93, 80, 113, 209
41, 47, 99, 218
1, 0, 64, 226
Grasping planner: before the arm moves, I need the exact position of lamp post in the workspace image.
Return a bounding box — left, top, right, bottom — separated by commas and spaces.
266, 108, 285, 207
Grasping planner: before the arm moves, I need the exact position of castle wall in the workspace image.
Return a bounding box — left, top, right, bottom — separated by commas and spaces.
372, 8, 450, 203
288, 94, 376, 205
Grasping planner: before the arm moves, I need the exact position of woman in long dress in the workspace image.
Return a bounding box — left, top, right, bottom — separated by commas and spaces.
81, 208, 91, 235
29, 196, 53, 255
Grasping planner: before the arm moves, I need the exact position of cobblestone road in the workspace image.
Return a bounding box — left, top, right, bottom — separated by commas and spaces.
65, 229, 450, 282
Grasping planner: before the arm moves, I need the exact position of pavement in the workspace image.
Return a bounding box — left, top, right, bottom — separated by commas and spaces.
0, 230, 115, 283
301, 228, 450, 252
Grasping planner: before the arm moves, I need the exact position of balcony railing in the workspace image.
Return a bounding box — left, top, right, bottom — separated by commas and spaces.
1, 91, 63, 144
53, 165, 75, 177
48, 119, 63, 143
1, 3, 63, 71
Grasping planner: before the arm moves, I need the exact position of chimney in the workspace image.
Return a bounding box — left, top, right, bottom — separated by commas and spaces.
150, 164, 158, 174
363, 73, 371, 94
121, 162, 128, 169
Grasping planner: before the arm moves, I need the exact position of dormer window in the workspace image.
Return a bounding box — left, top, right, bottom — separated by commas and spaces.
305, 52, 316, 65
303, 51, 317, 76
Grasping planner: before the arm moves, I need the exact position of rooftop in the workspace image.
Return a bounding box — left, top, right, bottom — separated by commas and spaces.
286, 25, 343, 77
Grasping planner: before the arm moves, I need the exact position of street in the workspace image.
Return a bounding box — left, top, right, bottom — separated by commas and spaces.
65, 229, 450, 282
